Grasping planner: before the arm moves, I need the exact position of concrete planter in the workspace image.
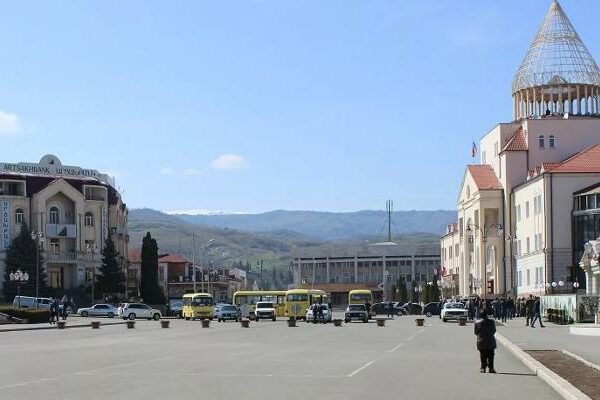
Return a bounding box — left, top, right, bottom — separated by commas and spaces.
458, 317, 467, 326
415, 318, 425, 327
201, 319, 210, 328
57, 321, 66, 329
376, 318, 386, 327
91, 321, 101, 329
333, 319, 343, 327
241, 318, 250, 328
287, 318, 297, 327
126, 321, 135, 329
160, 320, 170, 329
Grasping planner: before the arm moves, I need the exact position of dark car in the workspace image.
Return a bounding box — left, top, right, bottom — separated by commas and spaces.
401, 302, 423, 315
371, 302, 402, 316
423, 302, 441, 317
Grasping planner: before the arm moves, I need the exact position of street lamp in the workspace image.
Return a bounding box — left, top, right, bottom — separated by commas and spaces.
86, 243, 98, 304
10, 270, 29, 309
31, 231, 44, 300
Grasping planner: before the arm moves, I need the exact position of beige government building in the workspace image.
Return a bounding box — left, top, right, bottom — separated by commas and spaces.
0, 155, 129, 297
441, 1, 600, 298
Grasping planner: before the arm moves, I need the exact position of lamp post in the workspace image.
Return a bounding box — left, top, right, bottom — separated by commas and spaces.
10, 270, 29, 309
86, 244, 98, 304
31, 231, 44, 300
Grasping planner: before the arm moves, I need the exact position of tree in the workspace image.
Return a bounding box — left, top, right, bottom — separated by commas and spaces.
390, 284, 397, 302
431, 279, 441, 302
410, 281, 418, 303
397, 277, 408, 304
2, 223, 47, 302
96, 236, 125, 297
140, 232, 165, 304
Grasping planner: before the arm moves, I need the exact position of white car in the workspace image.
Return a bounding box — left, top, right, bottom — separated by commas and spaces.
118, 303, 162, 320
77, 304, 118, 318
441, 302, 468, 322
254, 301, 276, 321
306, 304, 332, 323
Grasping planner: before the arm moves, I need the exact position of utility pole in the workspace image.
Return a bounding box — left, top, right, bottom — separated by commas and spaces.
192, 232, 196, 292
260, 259, 263, 290
386, 200, 393, 242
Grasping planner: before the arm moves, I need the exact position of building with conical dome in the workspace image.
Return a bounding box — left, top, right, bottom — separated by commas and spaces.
441, 1, 600, 300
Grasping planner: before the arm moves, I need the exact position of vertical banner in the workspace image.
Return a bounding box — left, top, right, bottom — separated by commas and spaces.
101, 205, 107, 249
2, 201, 9, 250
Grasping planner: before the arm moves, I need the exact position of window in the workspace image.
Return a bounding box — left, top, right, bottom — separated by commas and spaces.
517, 240, 522, 257
494, 142, 499, 156
538, 233, 543, 250
482, 151, 486, 164
49, 207, 60, 224
49, 239, 60, 254
534, 235, 539, 251
526, 269, 531, 286
538, 135, 545, 148
516, 205, 521, 222
518, 271, 522, 287
526, 237, 530, 254
525, 201, 530, 218
15, 208, 24, 224
549, 135, 556, 148
84, 212, 94, 227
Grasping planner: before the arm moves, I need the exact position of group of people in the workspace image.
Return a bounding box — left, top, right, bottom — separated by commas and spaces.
48, 295, 74, 324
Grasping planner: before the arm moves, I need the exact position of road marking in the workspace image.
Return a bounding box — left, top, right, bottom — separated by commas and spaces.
418, 328, 425, 334
75, 357, 175, 375
387, 342, 404, 353
346, 360, 375, 378
562, 349, 600, 372
406, 335, 415, 341
0, 378, 60, 391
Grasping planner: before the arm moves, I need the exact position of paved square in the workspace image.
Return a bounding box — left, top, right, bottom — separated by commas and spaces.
0, 317, 561, 400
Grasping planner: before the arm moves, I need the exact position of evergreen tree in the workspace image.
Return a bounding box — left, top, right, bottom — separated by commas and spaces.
140, 232, 165, 304
397, 277, 408, 304
410, 281, 418, 303
431, 279, 441, 302
2, 223, 48, 301
96, 236, 125, 297
390, 284, 397, 302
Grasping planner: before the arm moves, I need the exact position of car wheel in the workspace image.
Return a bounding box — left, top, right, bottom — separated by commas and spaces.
442, 318, 447, 322
128, 313, 136, 320
363, 318, 368, 323
426, 311, 432, 318
344, 319, 350, 323
272, 317, 276, 322
107, 312, 114, 318
81, 311, 88, 318
153, 313, 160, 321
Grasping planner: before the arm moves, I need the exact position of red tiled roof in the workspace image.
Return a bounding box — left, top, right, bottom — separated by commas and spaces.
127, 249, 188, 264
546, 145, 600, 173
467, 165, 502, 190
502, 127, 528, 152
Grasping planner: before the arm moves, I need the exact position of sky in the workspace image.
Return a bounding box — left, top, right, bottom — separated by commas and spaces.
2, 0, 600, 214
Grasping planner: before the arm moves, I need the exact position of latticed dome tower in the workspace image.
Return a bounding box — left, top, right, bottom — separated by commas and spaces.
512, 0, 600, 120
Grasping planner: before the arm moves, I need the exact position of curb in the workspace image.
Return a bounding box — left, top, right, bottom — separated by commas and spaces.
0, 321, 128, 333
496, 333, 591, 400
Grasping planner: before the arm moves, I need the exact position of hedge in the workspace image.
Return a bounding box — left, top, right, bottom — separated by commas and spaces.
0, 306, 50, 323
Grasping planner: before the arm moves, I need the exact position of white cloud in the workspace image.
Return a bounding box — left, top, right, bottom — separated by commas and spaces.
105, 170, 128, 179
211, 154, 247, 171
0, 111, 20, 136
159, 167, 174, 175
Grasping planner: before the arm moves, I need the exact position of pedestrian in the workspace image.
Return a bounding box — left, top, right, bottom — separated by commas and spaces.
49, 297, 59, 325
474, 310, 497, 373
525, 295, 535, 326
387, 301, 394, 319
507, 297, 514, 320
61, 295, 69, 320
365, 301, 371, 318
500, 298, 507, 323
530, 296, 545, 328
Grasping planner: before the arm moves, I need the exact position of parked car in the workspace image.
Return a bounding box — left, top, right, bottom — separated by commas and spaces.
441, 302, 468, 322
254, 301, 276, 321
372, 302, 402, 316
118, 303, 162, 320
423, 302, 442, 317
168, 299, 183, 318
217, 305, 239, 322
344, 304, 369, 323
306, 303, 332, 323
77, 304, 118, 318
401, 302, 423, 315
12, 296, 53, 309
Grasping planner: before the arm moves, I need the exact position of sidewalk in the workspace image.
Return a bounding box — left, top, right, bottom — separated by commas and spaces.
498, 317, 600, 367
0, 317, 127, 333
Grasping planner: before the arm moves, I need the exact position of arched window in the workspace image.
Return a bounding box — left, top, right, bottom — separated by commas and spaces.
49, 207, 60, 224
15, 208, 24, 224
486, 245, 496, 267
84, 212, 94, 227
549, 135, 556, 148
538, 135, 545, 148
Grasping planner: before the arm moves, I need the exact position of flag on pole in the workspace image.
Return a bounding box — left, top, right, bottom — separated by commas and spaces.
471, 141, 478, 158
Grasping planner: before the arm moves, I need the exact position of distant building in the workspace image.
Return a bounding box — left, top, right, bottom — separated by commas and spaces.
291, 242, 440, 305
0, 155, 128, 297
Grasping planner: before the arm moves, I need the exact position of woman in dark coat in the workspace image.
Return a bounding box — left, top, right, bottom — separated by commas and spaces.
474, 310, 497, 373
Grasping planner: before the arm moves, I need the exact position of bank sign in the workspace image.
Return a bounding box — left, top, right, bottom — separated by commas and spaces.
2, 201, 9, 250
1, 162, 102, 180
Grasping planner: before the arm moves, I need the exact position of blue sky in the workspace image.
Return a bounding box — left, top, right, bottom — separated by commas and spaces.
2, 1, 600, 213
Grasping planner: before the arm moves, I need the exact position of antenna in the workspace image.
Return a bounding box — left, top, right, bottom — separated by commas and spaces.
386, 200, 393, 242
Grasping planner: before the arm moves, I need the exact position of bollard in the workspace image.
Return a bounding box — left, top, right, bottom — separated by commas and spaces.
333, 319, 343, 327
91, 321, 101, 329
126, 321, 135, 329
415, 318, 424, 327
376, 318, 386, 327
201, 319, 210, 328
160, 320, 170, 329
57, 321, 66, 329
241, 318, 250, 328
287, 317, 297, 327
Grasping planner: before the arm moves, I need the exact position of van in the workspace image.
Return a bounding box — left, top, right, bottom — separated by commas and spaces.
12, 296, 52, 309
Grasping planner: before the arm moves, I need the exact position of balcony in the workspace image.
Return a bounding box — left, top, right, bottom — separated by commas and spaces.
47, 251, 78, 263
46, 224, 77, 238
